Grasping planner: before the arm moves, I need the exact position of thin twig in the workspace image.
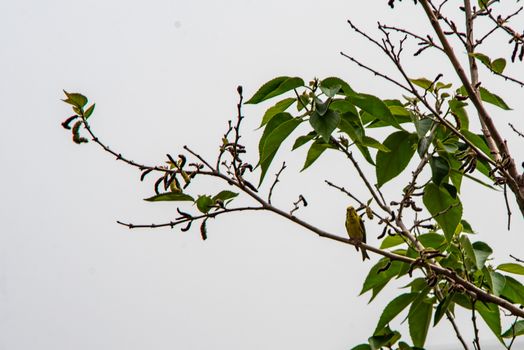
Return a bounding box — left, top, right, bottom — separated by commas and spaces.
331, 138, 391, 213
184, 145, 216, 172
509, 123, 524, 138
510, 254, 524, 263
446, 310, 471, 350
503, 183, 512, 230
507, 315, 519, 350
339, 52, 411, 92
268, 162, 287, 204
116, 206, 265, 229
381, 24, 445, 52
472, 299, 482, 350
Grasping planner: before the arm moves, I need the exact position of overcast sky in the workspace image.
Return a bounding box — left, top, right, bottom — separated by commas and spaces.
1, 0, 523, 349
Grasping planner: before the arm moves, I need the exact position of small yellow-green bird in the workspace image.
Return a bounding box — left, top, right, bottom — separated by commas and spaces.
345, 206, 370, 261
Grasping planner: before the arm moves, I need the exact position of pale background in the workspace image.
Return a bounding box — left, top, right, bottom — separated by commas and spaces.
1, 0, 523, 349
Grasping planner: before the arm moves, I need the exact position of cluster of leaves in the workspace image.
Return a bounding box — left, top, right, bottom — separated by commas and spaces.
245, 75, 522, 349
61, 90, 95, 144
353, 232, 524, 349
246, 75, 511, 189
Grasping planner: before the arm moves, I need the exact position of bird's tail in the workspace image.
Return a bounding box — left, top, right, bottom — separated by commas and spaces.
361, 247, 370, 261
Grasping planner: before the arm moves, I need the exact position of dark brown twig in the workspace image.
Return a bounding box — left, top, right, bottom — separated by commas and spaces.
268, 162, 287, 204
510, 254, 524, 263
116, 206, 265, 229
509, 123, 524, 138
339, 52, 411, 92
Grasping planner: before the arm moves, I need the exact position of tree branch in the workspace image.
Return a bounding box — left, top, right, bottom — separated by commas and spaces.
418, 0, 524, 215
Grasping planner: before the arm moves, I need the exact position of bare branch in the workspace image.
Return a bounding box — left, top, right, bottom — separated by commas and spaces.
509, 123, 524, 138
116, 206, 265, 230
268, 162, 287, 204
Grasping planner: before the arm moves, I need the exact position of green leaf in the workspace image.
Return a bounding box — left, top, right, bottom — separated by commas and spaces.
459, 235, 476, 271
502, 320, 524, 338
418, 233, 446, 249
375, 293, 418, 333
338, 114, 364, 142
437, 136, 459, 153
402, 278, 427, 292
376, 131, 417, 187
260, 98, 296, 127
321, 77, 355, 96
388, 104, 411, 118
417, 136, 431, 158
259, 119, 302, 184
258, 113, 302, 184
479, 86, 511, 110
461, 219, 475, 233
422, 183, 463, 242
351, 93, 401, 129
449, 98, 469, 130
350, 344, 371, 350
476, 302, 501, 339
369, 326, 401, 349
259, 113, 292, 156
144, 192, 194, 202
429, 156, 449, 186
319, 84, 341, 98
470, 53, 506, 74
433, 290, 455, 326
292, 132, 316, 150
470, 52, 491, 67
314, 97, 329, 116
497, 263, 524, 275
212, 190, 238, 202
62, 90, 88, 108
309, 109, 340, 142
447, 155, 464, 191
487, 270, 506, 296
369, 282, 389, 303
491, 58, 506, 74
501, 275, 524, 305
361, 136, 390, 152
356, 142, 376, 166
301, 139, 333, 171
246, 76, 304, 104
360, 259, 405, 296
410, 77, 434, 91
398, 341, 418, 350
380, 235, 406, 249
442, 183, 457, 199
408, 298, 433, 347
435, 82, 453, 91
84, 103, 95, 119
196, 195, 214, 213
329, 99, 359, 115
452, 293, 473, 310
414, 118, 433, 139
472, 241, 493, 270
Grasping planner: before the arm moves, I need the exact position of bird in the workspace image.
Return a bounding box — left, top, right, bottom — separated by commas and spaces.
345, 206, 370, 261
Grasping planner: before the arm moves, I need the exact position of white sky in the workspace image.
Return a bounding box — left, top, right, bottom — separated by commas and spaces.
1, 0, 523, 349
